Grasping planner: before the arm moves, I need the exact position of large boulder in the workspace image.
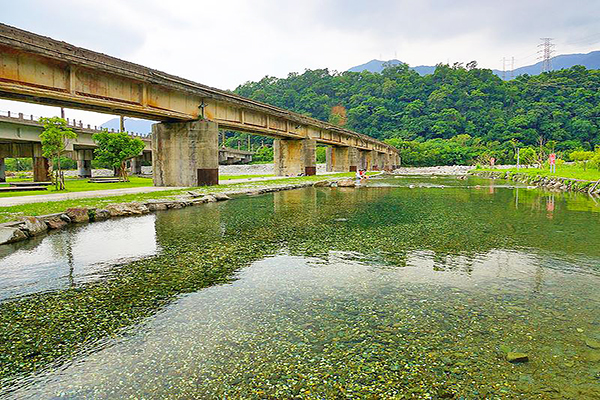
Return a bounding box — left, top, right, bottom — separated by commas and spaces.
46, 216, 68, 230
106, 203, 150, 217
213, 193, 231, 201
66, 208, 89, 223
337, 179, 356, 188
200, 195, 217, 203
0, 227, 27, 245
94, 209, 112, 221
146, 202, 169, 211
20, 216, 48, 236
313, 180, 332, 187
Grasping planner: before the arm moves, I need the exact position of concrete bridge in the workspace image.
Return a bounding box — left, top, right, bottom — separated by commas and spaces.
0, 24, 399, 186
0, 112, 255, 181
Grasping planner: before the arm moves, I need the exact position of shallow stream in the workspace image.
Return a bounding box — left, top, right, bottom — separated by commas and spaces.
1, 175, 599, 398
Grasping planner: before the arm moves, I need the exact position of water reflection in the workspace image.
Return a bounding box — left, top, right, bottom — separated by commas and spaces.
0, 215, 158, 300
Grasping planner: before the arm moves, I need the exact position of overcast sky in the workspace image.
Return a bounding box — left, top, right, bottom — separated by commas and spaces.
1, 0, 599, 126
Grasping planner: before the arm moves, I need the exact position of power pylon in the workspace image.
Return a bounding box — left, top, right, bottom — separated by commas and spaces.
538, 38, 556, 72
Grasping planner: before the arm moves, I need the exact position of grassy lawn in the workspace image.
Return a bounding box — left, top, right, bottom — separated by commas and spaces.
479, 164, 600, 182
0, 177, 154, 198
0, 174, 277, 198
0, 172, 366, 224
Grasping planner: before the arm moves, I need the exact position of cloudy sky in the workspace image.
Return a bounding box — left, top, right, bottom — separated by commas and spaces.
1, 0, 599, 126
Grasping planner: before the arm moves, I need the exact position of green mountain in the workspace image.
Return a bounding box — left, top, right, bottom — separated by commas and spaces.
235, 63, 600, 165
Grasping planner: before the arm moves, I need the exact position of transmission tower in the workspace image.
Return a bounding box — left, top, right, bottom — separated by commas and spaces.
538, 38, 556, 72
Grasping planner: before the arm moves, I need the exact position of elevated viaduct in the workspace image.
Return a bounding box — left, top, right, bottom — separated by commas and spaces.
0, 24, 399, 186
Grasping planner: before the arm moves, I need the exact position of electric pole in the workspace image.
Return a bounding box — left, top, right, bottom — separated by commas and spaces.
511, 56, 515, 79
538, 38, 556, 73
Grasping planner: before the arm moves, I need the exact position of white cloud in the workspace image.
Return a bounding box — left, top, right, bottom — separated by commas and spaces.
1, 0, 599, 124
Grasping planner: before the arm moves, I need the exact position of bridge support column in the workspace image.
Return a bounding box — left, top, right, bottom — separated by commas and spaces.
152, 120, 219, 187
129, 156, 142, 175
349, 147, 359, 172
0, 158, 5, 182
274, 138, 316, 176
76, 149, 93, 178
359, 150, 374, 171
326, 146, 351, 172
33, 157, 50, 182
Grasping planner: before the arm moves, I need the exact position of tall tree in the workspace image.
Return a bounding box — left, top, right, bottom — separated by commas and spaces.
92, 130, 145, 182
39, 117, 77, 190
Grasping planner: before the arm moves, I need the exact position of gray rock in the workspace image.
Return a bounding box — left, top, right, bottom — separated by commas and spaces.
201, 195, 218, 202
187, 191, 202, 198
147, 202, 169, 211
59, 214, 71, 223
46, 217, 68, 230
213, 193, 231, 201
66, 208, 89, 223
106, 203, 150, 217
337, 179, 356, 188
94, 209, 111, 221
20, 216, 47, 236
313, 180, 332, 187
0, 227, 27, 245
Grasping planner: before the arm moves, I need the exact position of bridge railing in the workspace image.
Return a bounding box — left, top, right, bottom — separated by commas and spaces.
0, 109, 151, 138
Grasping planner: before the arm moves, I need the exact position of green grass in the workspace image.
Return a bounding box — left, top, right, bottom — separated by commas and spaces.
0, 177, 154, 198
479, 164, 600, 182
0, 175, 277, 198
0, 172, 367, 224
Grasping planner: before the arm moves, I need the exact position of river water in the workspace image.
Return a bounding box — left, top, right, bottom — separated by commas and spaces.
1, 175, 599, 399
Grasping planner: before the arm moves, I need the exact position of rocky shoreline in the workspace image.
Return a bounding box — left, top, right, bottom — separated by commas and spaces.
0, 177, 360, 246
472, 170, 600, 195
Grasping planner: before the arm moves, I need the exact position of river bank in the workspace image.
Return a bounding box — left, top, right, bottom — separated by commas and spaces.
391, 165, 517, 175
0, 174, 368, 246
472, 170, 600, 195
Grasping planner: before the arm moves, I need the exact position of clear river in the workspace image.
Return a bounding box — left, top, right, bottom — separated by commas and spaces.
1, 175, 599, 399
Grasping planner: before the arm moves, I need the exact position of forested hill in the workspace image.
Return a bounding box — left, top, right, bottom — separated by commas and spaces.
234, 64, 600, 165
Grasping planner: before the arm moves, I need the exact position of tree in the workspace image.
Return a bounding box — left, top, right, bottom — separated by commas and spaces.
92, 130, 145, 182
39, 117, 77, 190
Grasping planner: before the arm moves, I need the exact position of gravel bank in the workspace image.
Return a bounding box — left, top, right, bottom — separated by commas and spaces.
392, 165, 517, 175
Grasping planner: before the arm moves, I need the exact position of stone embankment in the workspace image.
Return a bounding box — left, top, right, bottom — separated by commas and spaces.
473, 170, 600, 195
391, 165, 518, 176
0, 177, 359, 246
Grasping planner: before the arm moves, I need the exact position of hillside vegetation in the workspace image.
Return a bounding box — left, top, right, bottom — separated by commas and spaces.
234, 63, 600, 166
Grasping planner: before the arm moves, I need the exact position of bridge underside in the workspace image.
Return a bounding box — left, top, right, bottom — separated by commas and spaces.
0, 23, 399, 186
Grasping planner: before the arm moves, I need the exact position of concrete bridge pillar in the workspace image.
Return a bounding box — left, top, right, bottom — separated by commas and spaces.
326, 146, 351, 172
33, 157, 50, 182
32, 144, 50, 182
129, 156, 142, 175
359, 150, 374, 171
348, 147, 359, 172
274, 138, 316, 176
152, 120, 219, 187
75, 149, 93, 178
0, 158, 5, 182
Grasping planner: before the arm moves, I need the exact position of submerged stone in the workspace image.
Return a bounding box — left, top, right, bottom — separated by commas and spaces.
585, 338, 600, 349
507, 352, 529, 363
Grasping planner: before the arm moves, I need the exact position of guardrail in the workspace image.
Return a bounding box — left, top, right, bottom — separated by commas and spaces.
0, 110, 150, 138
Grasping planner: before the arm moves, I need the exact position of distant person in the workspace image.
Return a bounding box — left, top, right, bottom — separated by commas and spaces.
355, 170, 361, 180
